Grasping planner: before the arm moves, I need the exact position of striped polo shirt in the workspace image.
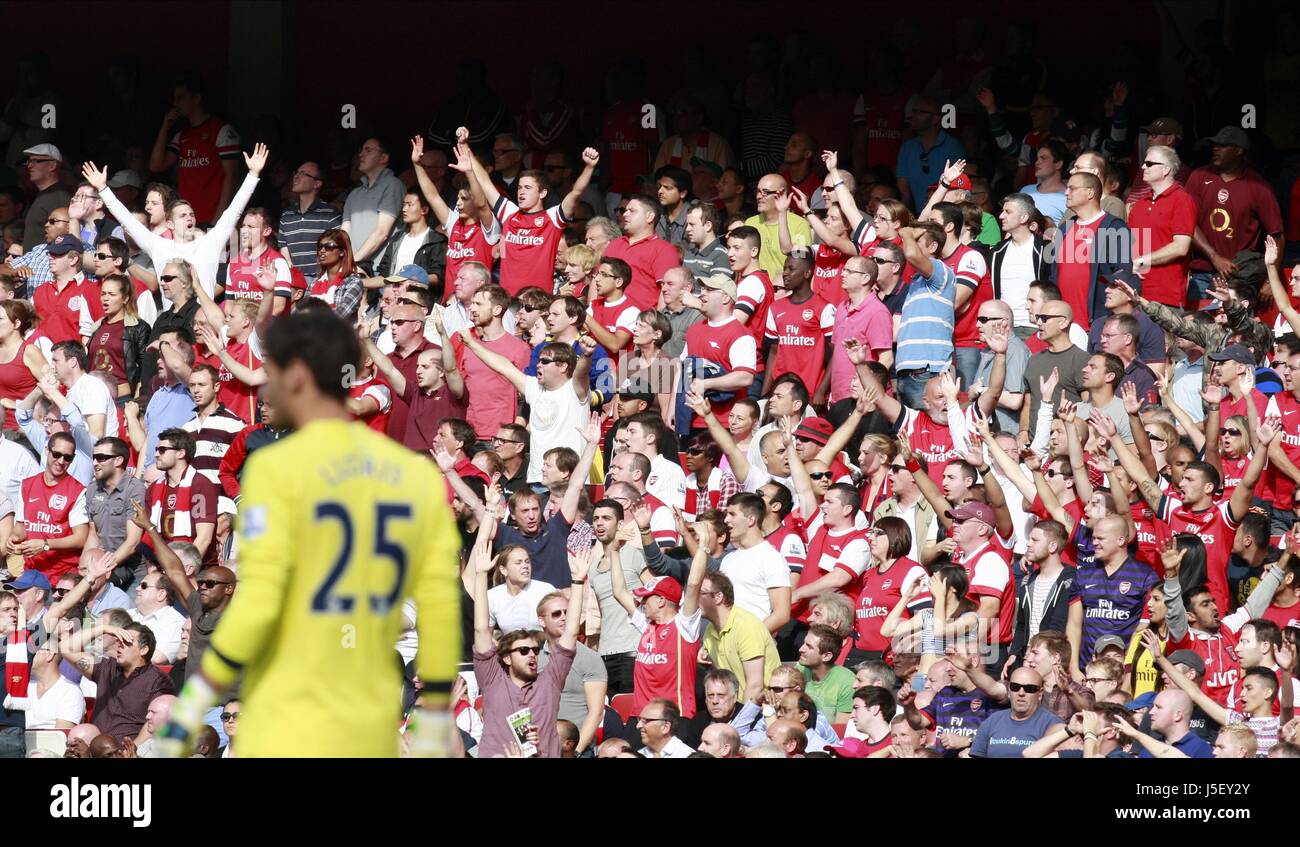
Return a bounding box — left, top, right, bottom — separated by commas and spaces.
279, 198, 342, 277
894, 259, 956, 373
183, 404, 248, 512
1069, 556, 1159, 667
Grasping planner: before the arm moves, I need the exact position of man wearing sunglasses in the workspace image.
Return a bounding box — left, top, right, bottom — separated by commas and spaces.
280, 161, 342, 278
6, 432, 89, 582
969, 667, 1063, 757
0, 203, 71, 288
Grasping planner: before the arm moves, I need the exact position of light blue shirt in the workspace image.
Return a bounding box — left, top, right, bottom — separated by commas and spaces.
16, 404, 94, 485
143, 382, 197, 468
896, 259, 958, 373
1173, 355, 1206, 424
1018, 184, 1068, 225
89, 583, 132, 616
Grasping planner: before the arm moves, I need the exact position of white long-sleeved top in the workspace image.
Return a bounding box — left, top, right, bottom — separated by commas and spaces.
100, 172, 259, 304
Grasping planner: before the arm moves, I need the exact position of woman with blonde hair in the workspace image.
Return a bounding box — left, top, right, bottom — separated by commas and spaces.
558, 243, 597, 300
483, 545, 556, 635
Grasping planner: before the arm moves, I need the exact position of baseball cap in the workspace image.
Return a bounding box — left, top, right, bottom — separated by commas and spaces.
828, 738, 873, 759
928, 173, 973, 194
698, 273, 737, 301
1093, 635, 1128, 655
107, 170, 143, 190
1167, 649, 1206, 677
632, 576, 683, 606
793, 417, 834, 446
1205, 126, 1250, 149
617, 379, 655, 404
4, 570, 51, 593
1207, 343, 1254, 367
47, 235, 86, 256
1143, 117, 1184, 138
385, 264, 429, 286
945, 501, 997, 528
21, 143, 62, 163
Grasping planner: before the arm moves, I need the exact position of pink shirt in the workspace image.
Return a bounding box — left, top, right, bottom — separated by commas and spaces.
829, 293, 893, 402
452, 331, 532, 439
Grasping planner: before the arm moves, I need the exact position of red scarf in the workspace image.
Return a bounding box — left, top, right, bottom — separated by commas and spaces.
5, 628, 30, 700
150, 466, 198, 541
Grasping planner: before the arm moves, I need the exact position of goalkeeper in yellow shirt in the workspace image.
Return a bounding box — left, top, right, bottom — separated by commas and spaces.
157, 306, 462, 757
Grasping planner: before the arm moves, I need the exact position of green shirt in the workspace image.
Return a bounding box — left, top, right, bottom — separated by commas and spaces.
977, 211, 1002, 248
800, 664, 856, 719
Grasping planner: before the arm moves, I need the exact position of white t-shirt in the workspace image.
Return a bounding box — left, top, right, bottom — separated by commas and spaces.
893, 500, 940, 562
128, 605, 186, 664
392, 228, 430, 272
647, 453, 687, 511
395, 598, 418, 665
487, 579, 557, 633
523, 376, 587, 484
720, 540, 793, 621
1000, 237, 1038, 328
67, 372, 118, 437
16, 676, 86, 729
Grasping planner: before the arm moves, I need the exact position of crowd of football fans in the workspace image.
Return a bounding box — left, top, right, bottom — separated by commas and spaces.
2, 18, 1300, 757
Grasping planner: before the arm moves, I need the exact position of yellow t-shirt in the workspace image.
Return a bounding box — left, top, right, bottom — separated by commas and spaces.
203, 419, 461, 756
745, 213, 812, 281
1124, 626, 1167, 697
703, 605, 781, 690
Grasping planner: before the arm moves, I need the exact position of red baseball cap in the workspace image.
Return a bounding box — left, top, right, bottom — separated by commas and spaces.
794, 417, 834, 446
828, 738, 873, 758
926, 173, 972, 194
633, 576, 683, 605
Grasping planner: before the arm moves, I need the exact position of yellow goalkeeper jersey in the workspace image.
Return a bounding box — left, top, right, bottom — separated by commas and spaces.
203, 419, 462, 757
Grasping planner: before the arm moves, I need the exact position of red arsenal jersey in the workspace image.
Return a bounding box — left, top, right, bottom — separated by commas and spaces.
1156, 495, 1238, 617
446, 217, 498, 293
764, 292, 835, 398
1185, 167, 1284, 272
18, 472, 88, 581
167, 116, 241, 224
225, 247, 290, 301
855, 556, 923, 653
944, 244, 990, 348
33, 277, 100, 344
632, 608, 703, 718
901, 407, 960, 487
813, 243, 850, 306
493, 199, 567, 295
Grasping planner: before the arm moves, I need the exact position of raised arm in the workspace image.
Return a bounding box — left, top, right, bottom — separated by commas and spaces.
410, 136, 454, 227
898, 435, 956, 530
197, 323, 267, 387
1265, 237, 1300, 336
823, 151, 865, 233
561, 546, 592, 652
428, 308, 464, 398
557, 413, 602, 526
1144, 629, 1228, 725
1229, 415, 1275, 523
130, 501, 196, 607
1119, 382, 1158, 478
680, 520, 714, 619
453, 127, 503, 213
1158, 376, 1206, 452
606, 537, 639, 618
84, 162, 160, 255
561, 149, 600, 219
1096, 413, 1162, 512
976, 411, 1036, 503
686, 391, 751, 484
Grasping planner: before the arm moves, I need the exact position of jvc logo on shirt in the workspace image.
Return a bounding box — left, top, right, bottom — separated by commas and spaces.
50, 778, 152, 828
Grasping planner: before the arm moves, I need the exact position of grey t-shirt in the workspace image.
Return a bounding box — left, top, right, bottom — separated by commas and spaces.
342, 168, 404, 258
588, 549, 645, 657
1024, 344, 1091, 424
1074, 394, 1135, 445
538, 640, 608, 726
976, 334, 1032, 433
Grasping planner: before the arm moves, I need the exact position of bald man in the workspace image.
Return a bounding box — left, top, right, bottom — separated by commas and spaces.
135, 693, 178, 757
973, 298, 1030, 432
970, 668, 1063, 757
745, 173, 811, 280
89, 733, 124, 758
1140, 689, 1213, 758
766, 719, 808, 758
1067, 152, 1127, 222
698, 722, 741, 758
192, 725, 222, 758
64, 723, 101, 758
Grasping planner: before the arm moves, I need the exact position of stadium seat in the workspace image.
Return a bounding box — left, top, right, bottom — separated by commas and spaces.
26, 730, 67, 756
610, 692, 636, 722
